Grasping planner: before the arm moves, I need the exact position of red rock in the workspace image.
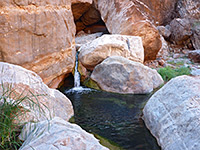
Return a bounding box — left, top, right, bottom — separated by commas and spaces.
0, 1, 76, 88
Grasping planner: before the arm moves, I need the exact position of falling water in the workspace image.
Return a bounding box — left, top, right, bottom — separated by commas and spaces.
65, 52, 92, 94
74, 52, 81, 87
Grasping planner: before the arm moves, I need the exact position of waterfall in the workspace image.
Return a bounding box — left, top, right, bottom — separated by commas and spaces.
74, 52, 81, 87
65, 52, 92, 94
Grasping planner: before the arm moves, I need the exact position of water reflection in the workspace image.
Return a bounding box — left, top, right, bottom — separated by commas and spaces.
62, 89, 160, 150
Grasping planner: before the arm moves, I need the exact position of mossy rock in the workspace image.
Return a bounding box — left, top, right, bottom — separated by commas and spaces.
83, 78, 101, 90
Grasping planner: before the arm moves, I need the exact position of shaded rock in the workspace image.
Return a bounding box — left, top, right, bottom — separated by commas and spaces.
188, 50, 200, 63
191, 21, 200, 49
84, 24, 108, 34
169, 18, 192, 45
90, 56, 164, 94
157, 26, 171, 39
0, 1, 76, 88
71, 0, 93, 21
75, 31, 103, 49
143, 75, 200, 150
0, 62, 74, 123
80, 5, 101, 26
177, 0, 200, 20
19, 117, 108, 150
79, 34, 144, 70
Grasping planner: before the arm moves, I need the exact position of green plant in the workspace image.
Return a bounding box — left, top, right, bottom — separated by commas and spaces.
158, 66, 191, 82
0, 84, 48, 150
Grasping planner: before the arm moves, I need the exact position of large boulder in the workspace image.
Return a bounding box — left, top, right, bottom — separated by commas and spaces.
0, 62, 74, 122
19, 117, 108, 150
0, 0, 76, 88
90, 56, 164, 94
176, 0, 200, 49
79, 34, 144, 70
169, 18, 192, 45
94, 0, 181, 60
143, 75, 200, 150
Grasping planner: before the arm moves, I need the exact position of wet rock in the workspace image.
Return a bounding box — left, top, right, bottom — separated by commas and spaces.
19, 117, 108, 150
90, 56, 164, 94
79, 34, 144, 70
143, 75, 200, 150
169, 18, 192, 45
71, 0, 93, 21
0, 1, 76, 88
188, 50, 200, 63
0, 62, 74, 123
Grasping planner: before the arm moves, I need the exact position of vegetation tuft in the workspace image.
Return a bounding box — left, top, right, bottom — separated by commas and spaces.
158, 66, 191, 82
0, 84, 47, 150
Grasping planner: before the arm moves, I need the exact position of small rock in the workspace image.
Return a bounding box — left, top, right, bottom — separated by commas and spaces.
157, 26, 171, 39
188, 50, 200, 63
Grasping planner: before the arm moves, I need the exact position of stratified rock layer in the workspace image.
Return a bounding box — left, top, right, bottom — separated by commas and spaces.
0, 62, 74, 122
0, 1, 76, 88
143, 75, 200, 150
19, 117, 109, 150
79, 34, 144, 70
90, 56, 163, 94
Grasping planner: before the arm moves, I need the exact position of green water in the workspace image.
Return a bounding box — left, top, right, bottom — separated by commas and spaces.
60, 84, 160, 150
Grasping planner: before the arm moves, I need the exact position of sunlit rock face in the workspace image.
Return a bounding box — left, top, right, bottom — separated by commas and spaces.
79, 34, 144, 70
93, 0, 179, 61
90, 56, 164, 94
0, 0, 76, 88
143, 75, 200, 150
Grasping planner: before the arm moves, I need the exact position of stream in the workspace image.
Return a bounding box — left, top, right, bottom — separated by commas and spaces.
59, 53, 160, 150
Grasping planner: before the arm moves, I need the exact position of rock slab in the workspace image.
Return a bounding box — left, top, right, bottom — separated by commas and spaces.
19, 117, 109, 150
90, 56, 163, 94
0, 62, 74, 122
143, 75, 200, 150
79, 34, 144, 70
0, 1, 76, 88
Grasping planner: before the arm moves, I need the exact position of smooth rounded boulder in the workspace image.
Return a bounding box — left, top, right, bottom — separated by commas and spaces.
0, 62, 74, 123
143, 75, 200, 150
79, 34, 144, 70
19, 117, 108, 150
90, 56, 164, 94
